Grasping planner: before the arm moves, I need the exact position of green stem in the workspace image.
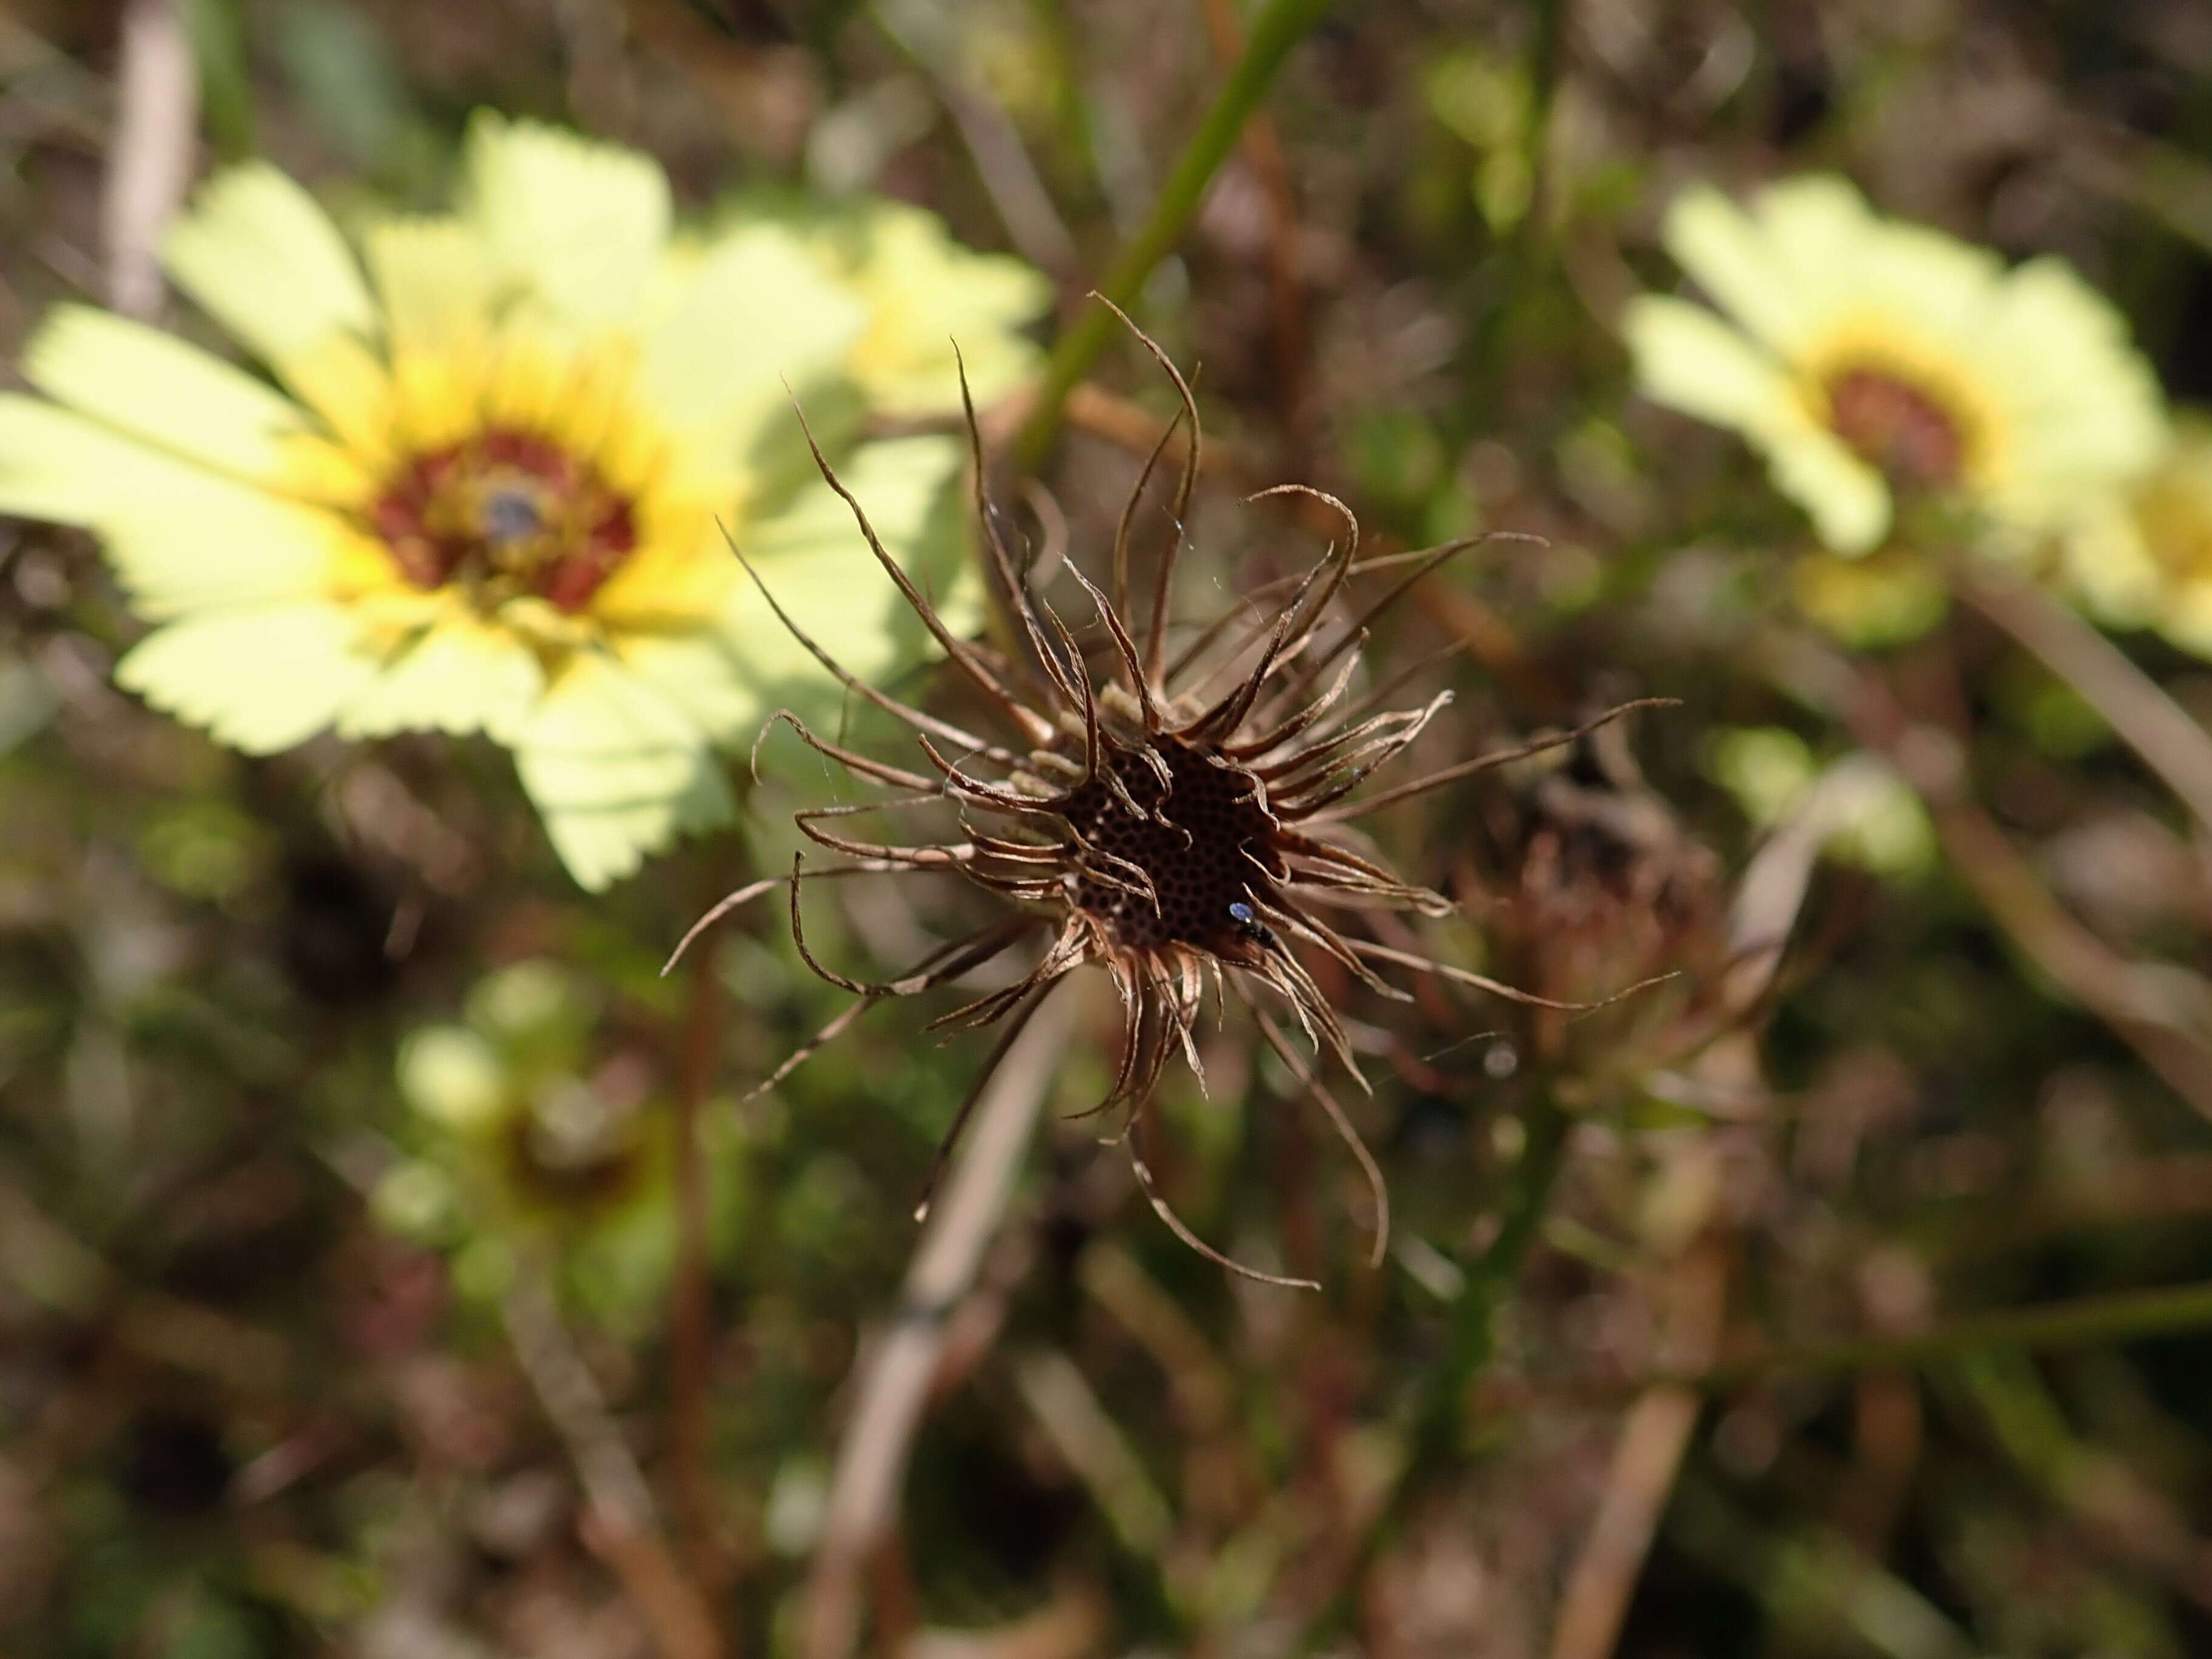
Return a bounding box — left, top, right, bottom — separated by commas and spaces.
1425, 1093, 1573, 1455
1465, 0, 1564, 400
1617, 1277, 2212, 1400
1317, 1094, 1573, 1632
1517, 0, 1565, 245
1013, 0, 1336, 470
1706, 1277, 2212, 1385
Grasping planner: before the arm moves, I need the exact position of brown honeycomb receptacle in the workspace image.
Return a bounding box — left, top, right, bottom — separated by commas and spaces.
1059, 735, 1280, 953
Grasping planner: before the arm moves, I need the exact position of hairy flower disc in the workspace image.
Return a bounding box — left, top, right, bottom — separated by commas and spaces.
687, 312, 1666, 1285
1060, 735, 1280, 956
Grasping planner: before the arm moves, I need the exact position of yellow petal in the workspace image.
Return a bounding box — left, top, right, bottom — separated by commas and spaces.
363, 216, 505, 353
599, 433, 962, 670
162, 162, 377, 366
724, 433, 968, 681
116, 601, 379, 753
388, 343, 493, 455
1662, 183, 1813, 355
21, 304, 311, 486
1765, 428, 1891, 555
641, 223, 868, 467
1985, 258, 2167, 488
1841, 219, 2001, 342
480, 325, 574, 433
464, 113, 671, 331
281, 332, 400, 471
539, 335, 647, 465
833, 202, 1049, 415
1624, 296, 1796, 436
337, 608, 548, 743
510, 651, 733, 889
1624, 297, 1889, 553
2059, 499, 2164, 628
2163, 583, 2212, 661
0, 395, 383, 616
610, 631, 763, 741
1744, 174, 1881, 342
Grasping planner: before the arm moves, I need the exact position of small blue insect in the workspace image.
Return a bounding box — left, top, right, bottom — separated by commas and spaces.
1227, 900, 1279, 951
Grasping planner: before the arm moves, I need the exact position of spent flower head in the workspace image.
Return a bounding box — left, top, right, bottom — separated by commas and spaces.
1624, 174, 2166, 569
678, 307, 1666, 1287
0, 114, 1048, 887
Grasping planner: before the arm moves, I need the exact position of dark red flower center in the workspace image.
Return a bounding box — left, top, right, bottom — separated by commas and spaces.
1824, 367, 1966, 489
1062, 735, 1280, 953
371, 428, 638, 613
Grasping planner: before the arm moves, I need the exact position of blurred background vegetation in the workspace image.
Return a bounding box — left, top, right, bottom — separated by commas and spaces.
7, 1, 2212, 1655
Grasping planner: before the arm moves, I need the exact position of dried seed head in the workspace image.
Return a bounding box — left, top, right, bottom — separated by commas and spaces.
1061, 735, 1274, 958
1450, 711, 1724, 1071
679, 303, 1671, 1286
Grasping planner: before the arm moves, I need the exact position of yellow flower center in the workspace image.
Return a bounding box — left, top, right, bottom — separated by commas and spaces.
369, 428, 639, 614
1821, 365, 1970, 489
2138, 469, 2212, 585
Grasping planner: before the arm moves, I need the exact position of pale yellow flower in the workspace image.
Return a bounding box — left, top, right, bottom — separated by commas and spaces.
2066, 413, 2212, 658
778, 196, 1053, 416
1626, 174, 2166, 560
0, 115, 1048, 888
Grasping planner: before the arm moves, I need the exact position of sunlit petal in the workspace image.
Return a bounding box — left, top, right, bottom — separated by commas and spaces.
464, 113, 671, 331
0, 396, 385, 616
338, 608, 548, 742
365, 216, 505, 353
511, 650, 734, 890
21, 304, 310, 486
162, 163, 377, 366
641, 223, 867, 467
117, 602, 379, 753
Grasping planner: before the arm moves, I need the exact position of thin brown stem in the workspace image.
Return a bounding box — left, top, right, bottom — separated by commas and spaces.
1313, 699, 1677, 822
668, 932, 723, 1602
1954, 558, 2212, 835
1782, 635, 2212, 1122
504, 1260, 720, 1659
803, 992, 1071, 1659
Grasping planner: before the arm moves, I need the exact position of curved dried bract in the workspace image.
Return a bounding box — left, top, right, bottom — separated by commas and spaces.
698, 307, 1668, 1286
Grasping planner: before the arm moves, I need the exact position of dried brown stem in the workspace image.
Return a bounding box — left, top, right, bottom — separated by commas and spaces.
1125, 1099, 1321, 1291
503, 1260, 720, 1659
1954, 557, 2212, 835
803, 992, 1070, 1659
668, 932, 724, 1605
105, 0, 196, 319
1313, 699, 1677, 822
1545, 1245, 1727, 1659
1790, 637, 2212, 1122
790, 397, 1054, 747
